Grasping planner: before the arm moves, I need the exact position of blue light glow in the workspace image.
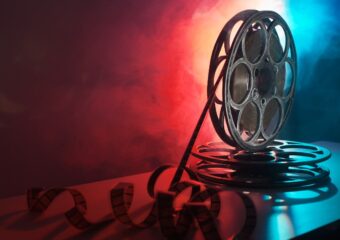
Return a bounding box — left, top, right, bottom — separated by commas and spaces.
285, 0, 340, 90
280, 0, 340, 142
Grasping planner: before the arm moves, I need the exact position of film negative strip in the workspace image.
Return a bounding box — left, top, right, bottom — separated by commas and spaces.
27, 166, 257, 239
27, 187, 110, 229
191, 140, 331, 188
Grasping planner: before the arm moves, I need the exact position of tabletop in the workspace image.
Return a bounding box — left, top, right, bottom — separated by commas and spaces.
0, 141, 339, 239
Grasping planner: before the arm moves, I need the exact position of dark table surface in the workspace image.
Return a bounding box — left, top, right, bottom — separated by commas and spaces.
0, 141, 339, 239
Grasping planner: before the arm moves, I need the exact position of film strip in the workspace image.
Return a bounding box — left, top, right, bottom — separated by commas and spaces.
27, 166, 257, 239
27, 187, 109, 229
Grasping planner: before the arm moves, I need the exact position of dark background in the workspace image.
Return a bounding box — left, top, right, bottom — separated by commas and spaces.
1, 0, 339, 198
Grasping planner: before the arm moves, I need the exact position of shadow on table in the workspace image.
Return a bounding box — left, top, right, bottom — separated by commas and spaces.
6, 212, 64, 230
2, 179, 337, 239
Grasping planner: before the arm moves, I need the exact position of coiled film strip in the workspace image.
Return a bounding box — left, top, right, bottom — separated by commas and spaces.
27, 166, 257, 239
27, 187, 111, 229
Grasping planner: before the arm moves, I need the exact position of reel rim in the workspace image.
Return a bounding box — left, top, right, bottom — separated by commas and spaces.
193, 163, 330, 189
192, 140, 331, 167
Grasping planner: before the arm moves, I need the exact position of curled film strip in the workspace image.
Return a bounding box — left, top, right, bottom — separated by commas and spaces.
27, 166, 257, 239
27, 187, 108, 229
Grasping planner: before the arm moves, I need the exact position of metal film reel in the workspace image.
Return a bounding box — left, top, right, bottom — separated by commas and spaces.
172, 10, 330, 191
208, 10, 296, 151
190, 140, 331, 188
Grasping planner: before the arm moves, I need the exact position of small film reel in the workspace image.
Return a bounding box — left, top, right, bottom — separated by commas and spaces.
191, 140, 330, 188
208, 10, 296, 151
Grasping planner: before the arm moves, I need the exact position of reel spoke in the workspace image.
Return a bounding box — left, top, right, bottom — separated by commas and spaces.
218, 106, 225, 130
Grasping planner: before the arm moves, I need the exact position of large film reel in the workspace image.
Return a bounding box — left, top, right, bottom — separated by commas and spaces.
208, 10, 296, 151
171, 10, 330, 191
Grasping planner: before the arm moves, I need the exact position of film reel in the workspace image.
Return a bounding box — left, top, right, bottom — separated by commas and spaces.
190, 140, 330, 188
171, 10, 330, 191
208, 10, 296, 151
